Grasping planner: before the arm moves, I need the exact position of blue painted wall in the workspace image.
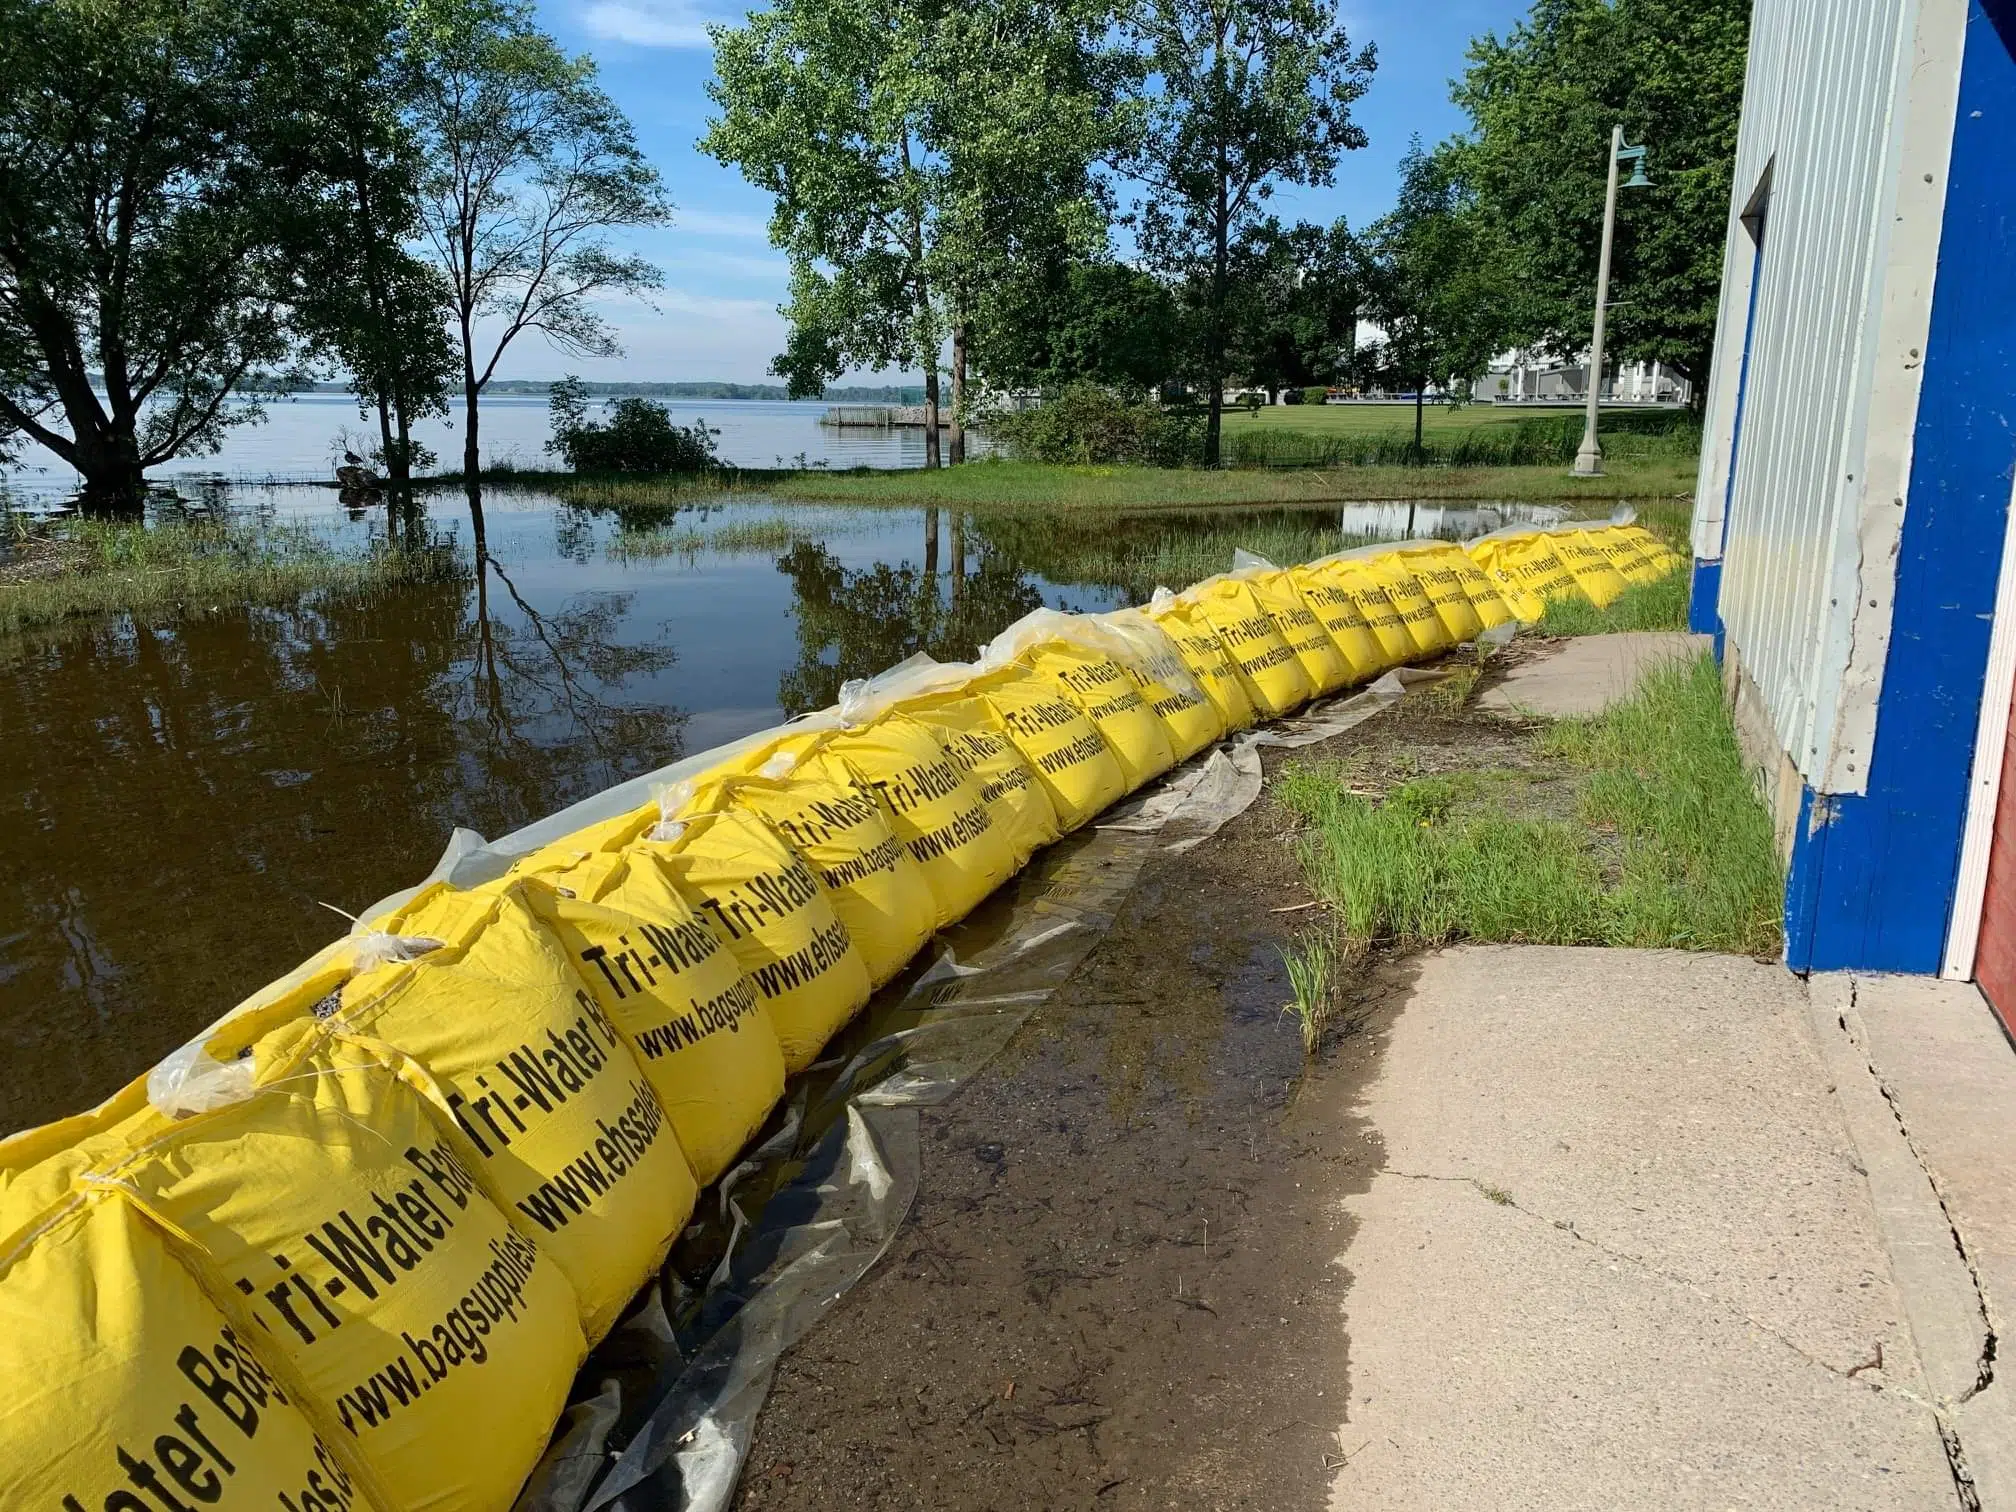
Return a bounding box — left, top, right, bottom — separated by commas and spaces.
1784, 0, 2016, 972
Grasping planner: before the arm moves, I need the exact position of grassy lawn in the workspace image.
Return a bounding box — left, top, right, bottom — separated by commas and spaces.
1277, 652, 1781, 958
1220, 402, 1638, 436
740, 456, 1697, 509
0, 518, 463, 636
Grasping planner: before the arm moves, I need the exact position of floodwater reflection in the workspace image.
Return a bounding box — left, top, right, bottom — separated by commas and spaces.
0, 485, 1574, 1134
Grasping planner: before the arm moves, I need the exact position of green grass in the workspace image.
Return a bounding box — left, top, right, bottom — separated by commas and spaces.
1221, 402, 1673, 437
763, 456, 1697, 510
1279, 928, 1338, 1055
0, 518, 464, 636
606, 515, 810, 560
1538, 569, 1690, 635
1219, 405, 1700, 471
1276, 652, 1782, 957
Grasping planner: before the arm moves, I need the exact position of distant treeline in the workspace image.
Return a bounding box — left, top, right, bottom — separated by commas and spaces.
468, 381, 927, 403
280, 379, 925, 403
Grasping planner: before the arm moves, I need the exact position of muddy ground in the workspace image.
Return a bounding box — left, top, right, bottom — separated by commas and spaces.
732, 674, 1551, 1511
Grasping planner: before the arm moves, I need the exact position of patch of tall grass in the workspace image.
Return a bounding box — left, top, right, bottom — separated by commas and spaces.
1277, 652, 1781, 957
1223, 410, 1701, 471
1538, 568, 1689, 635
0, 518, 464, 636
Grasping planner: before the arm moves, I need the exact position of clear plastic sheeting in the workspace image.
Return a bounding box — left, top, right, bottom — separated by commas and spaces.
513, 669, 1441, 1512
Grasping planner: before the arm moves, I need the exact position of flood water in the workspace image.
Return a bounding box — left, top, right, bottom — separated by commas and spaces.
0, 395, 992, 500
0, 486, 1571, 1135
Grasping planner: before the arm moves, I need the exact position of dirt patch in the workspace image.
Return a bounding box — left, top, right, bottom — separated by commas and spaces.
732, 728, 1430, 1512
0, 535, 86, 585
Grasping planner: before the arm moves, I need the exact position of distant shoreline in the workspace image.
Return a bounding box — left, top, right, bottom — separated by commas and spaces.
289, 381, 928, 404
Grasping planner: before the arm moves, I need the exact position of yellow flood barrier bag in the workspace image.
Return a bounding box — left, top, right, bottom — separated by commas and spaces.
966, 668, 1128, 832
1187, 577, 1313, 717
1319, 559, 1417, 664
341, 884, 697, 1343
1587, 526, 1662, 585
639, 805, 872, 1071
1363, 554, 1452, 655
1143, 592, 1257, 733
513, 846, 786, 1187
1616, 524, 1683, 576
2, 1190, 372, 1512
686, 769, 935, 991
1548, 530, 1630, 607
900, 693, 1063, 868
1097, 608, 1225, 760
1015, 640, 1176, 791
1392, 544, 1486, 644
1284, 566, 1389, 681
813, 714, 1020, 929
103, 1022, 586, 1512
1436, 543, 1516, 629
1247, 570, 1355, 695
1467, 532, 1583, 620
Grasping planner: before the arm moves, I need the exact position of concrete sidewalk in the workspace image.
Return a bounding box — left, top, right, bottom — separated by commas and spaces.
1328, 945, 2013, 1511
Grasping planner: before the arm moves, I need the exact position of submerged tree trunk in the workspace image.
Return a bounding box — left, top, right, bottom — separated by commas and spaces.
72, 426, 147, 518
922, 368, 942, 470
949, 323, 967, 466
923, 506, 940, 578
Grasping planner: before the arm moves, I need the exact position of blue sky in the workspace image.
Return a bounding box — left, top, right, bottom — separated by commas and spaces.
507, 0, 1533, 383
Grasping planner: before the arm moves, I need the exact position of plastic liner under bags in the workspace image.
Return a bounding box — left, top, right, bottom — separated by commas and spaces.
508, 669, 1434, 1512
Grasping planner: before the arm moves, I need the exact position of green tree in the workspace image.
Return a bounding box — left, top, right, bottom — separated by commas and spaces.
408, 0, 669, 498
1126, 0, 1375, 464
1355, 143, 1510, 455
923, 0, 1127, 461
706, 0, 1121, 468
1225, 216, 1358, 399
0, 0, 372, 513
291, 0, 457, 492
706, 0, 947, 461
976, 259, 1187, 396
1449, 0, 1748, 388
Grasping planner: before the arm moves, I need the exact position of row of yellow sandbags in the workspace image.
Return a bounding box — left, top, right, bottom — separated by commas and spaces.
0, 520, 1677, 1512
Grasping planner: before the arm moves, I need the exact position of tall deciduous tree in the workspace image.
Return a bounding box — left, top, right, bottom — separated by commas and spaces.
1355, 142, 1510, 454
292, 0, 457, 492
1449, 0, 1748, 388
706, 0, 947, 461
408, 0, 669, 495
706, 0, 1121, 467
1127, 0, 1374, 464
0, 0, 366, 512
1225, 216, 1358, 398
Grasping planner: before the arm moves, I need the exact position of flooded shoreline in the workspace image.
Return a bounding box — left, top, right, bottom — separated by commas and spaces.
0, 485, 1573, 1136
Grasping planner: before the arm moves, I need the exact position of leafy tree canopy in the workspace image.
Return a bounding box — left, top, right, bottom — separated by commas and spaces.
1447, 0, 1749, 383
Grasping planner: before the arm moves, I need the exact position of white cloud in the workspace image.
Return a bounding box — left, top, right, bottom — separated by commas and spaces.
582, 0, 737, 48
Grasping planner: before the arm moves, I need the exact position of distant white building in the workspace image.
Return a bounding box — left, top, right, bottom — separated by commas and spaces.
1486, 349, 1692, 406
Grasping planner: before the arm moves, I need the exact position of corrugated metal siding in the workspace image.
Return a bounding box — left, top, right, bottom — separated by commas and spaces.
1713, 0, 1919, 786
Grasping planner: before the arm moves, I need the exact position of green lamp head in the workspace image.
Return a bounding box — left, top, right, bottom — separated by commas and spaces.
1620, 145, 1650, 189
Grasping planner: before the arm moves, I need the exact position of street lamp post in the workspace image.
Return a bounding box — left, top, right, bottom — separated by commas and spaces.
1573, 126, 1650, 477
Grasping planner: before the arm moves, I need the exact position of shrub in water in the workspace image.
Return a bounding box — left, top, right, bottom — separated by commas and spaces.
547, 376, 721, 473
984, 384, 1204, 467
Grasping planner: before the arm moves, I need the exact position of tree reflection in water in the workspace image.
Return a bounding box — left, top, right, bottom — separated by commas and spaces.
775, 510, 1045, 713
0, 504, 686, 1134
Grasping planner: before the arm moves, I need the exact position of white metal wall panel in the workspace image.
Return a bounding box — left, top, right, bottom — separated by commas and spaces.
1698, 0, 1962, 794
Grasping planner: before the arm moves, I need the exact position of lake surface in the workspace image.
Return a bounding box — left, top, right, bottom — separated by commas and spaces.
0, 395, 988, 500
0, 486, 1572, 1134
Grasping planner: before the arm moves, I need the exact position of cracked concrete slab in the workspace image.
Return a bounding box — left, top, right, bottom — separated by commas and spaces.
1478, 632, 1711, 718
1329, 946, 1957, 1510
1331, 1177, 1952, 1511
1836, 972, 2016, 1509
